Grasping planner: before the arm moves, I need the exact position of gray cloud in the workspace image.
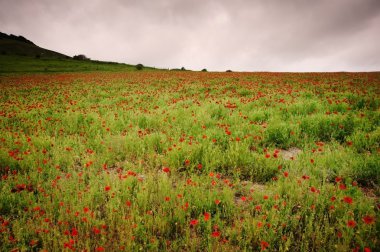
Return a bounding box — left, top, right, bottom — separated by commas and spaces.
1, 0, 379, 71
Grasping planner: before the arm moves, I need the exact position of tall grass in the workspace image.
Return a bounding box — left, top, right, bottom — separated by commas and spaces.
0, 71, 379, 251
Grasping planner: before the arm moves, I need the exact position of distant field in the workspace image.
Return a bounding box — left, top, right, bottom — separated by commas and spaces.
0, 71, 379, 251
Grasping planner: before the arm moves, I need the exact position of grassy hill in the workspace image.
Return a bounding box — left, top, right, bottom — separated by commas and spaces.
0, 55, 146, 73
0, 32, 70, 59
0, 32, 156, 73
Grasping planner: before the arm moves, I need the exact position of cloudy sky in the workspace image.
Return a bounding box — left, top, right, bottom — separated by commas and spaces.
1, 0, 379, 71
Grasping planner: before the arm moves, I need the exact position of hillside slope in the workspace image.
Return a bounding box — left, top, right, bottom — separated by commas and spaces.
0, 32, 69, 59
0, 32, 157, 73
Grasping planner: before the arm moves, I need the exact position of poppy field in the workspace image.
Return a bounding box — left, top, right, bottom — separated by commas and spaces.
0, 71, 379, 251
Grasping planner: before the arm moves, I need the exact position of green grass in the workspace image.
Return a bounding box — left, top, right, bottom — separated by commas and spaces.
0, 71, 379, 251
0, 55, 158, 73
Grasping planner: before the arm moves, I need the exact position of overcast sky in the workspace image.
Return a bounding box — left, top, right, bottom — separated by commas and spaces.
1, 0, 379, 72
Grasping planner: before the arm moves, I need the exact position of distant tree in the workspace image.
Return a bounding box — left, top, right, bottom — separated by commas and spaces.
35, 54, 41, 59
136, 64, 144, 70
226, 70, 232, 72
201, 68, 207, 72
73, 54, 89, 60
181, 67, 186, 71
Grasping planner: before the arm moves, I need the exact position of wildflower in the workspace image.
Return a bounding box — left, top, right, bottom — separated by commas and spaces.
104, 186, 111, 192
182, 202, 189, 211
302, 175, 310, 180
71, 228, 78, 236
190, 219, 198, 226
261, 241, 269, 250
283, 171, 289, 177
362, 215, 375, 225
197, 163, 203, 169
343, 196, 353, 204
162, 167, 170, 173
339, 183, 346, 190
93, 227, 101, 234
347, 220, 356, 228
211, 231, 220, 237
215, 199, 221, 205
29, 240, 38, 246
204, 212, 210, 221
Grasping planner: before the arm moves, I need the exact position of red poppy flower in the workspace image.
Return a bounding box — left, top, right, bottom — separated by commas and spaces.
93, 227, 101, 234
211, 231, 220, 237
339, 184, 346, 190
190, 219, 198, 226
343, 196, 353, 204
104, 185, 111, 191
362, 215, 375, 225
204, 212, 211, 221
347, 220, 356, 228
261, 241, 269, 250
71, 228, 78, 236
162, 167, 170, 173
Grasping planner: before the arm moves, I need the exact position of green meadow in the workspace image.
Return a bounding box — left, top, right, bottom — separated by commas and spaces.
0, 70, 379, 251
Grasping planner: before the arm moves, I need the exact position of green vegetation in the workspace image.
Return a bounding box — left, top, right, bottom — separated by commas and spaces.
0, 71, 379, 251
0, 55, 158, 73
0, 32, 158, 73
